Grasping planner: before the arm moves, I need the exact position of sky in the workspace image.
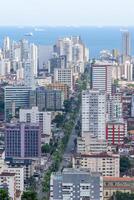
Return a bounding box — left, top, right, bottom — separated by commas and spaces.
0, 0, 134, 26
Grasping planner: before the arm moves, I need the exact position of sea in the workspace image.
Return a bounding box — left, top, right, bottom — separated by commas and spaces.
0, 26, 134, 58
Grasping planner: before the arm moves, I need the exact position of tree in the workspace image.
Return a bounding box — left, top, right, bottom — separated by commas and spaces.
0, 189, 9, 200
113, 191, 134, 200
43, 170, 51, 193
41, 144, 50, 154
52, 113, 64, 127
21, 190, 37, 200
63, 99, 71, 112
120, 156, 131, 174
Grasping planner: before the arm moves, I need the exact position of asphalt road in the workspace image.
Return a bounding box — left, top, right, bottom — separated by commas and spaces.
60, 112, 80, 170
36, 103, 81, 199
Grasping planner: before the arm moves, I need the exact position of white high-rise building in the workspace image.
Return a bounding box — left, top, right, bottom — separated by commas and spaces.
30, 43, 38, 77
57, 37, 73, 62
131, 94, 134, 117
112, 64, 121, 80
91, 62, 112, 95
56, 36, 88, 64
23, 60, 35, 89
3, 37, 10, 59
20, 39, 30, 61
82, 90, 106, 140
72, 43, 84, 63
3, 37, 10, 52
0, 59, 11, 76
19, 106, 52, 144
123, 60, 133, 81
14, 45, 21, 61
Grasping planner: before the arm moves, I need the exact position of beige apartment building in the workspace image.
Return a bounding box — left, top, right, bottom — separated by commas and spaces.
103, 176, 134, 200
72, 152, 120, 177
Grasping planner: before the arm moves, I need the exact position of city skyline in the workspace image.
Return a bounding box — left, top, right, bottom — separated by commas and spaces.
0, 0, 134, 26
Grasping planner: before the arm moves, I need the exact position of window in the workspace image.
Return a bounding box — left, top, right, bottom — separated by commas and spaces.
106, 191, 108, 196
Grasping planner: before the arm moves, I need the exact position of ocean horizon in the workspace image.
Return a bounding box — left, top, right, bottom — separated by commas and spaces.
1, 26, 134, 58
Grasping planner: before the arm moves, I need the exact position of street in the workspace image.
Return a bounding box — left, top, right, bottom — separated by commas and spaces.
60, 112, 80, 170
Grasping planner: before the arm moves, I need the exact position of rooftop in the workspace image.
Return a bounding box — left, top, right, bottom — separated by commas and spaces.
104, 176, 134, 181
74, 152, 119, 158
0, 172, 15, 177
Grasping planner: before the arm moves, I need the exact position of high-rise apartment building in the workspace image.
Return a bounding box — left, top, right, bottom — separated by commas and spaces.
107, 93, 123, 121
30, 43, 38, 77
122, 30, 131, 59
54, 68, 73, 90
23, 60, 35, 88
50, 168, 103, 200
106, 120, 127, 145
0, 59, 11, 76
72, 43, 84, 63
55, 36, 88, 64
29, 87, 64, 111
82, 90, 106, 140
91, 62, 112, 95
48, 55, 67, 74
5, 123, 41, 159
123, 60, 133, 81
20, 39, 29, 62
3, 37, 10, 59
56, 37, 73, 62
19, 107, 52, 144
47, 83, 69, 100
4, 86, 31, 121
131, 94, 134, 117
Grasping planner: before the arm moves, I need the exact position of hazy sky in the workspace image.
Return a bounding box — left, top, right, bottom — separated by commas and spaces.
1, 0, 134, 26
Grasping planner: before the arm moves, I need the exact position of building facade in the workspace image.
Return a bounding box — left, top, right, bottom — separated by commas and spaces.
91, 62, 112, 95
0, 172, 16, 200
107, 93, 123, 121
73, 152, 120, 177
122, 30, 131, 62
20, 107, 52, 144
5, 123, 41, 159
103, 177, 134, 200
77, 135, 107, 154
82, 90, 106, 140
4, 86, 31, 121
3, 166, 24, 197
29, 87, 64, 111
47, 83, 69, 100
106, 120, 127, 145
54, 68, 73, 90
50, 168, 103, 200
